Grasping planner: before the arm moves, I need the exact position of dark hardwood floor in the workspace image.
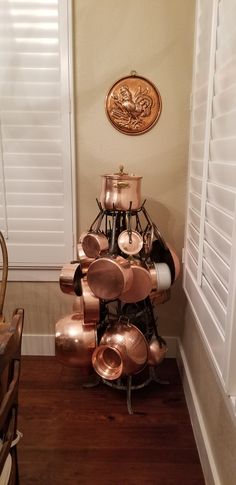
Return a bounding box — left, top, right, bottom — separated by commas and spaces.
17, 357, 205, 485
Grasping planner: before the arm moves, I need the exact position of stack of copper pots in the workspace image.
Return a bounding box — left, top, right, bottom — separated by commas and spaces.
55, 166, 180, 381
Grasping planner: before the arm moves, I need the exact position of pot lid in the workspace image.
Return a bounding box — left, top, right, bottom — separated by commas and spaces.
102, 164, 142, 180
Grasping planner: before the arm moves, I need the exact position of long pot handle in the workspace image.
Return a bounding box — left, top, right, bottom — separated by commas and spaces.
109, 212, 118, 255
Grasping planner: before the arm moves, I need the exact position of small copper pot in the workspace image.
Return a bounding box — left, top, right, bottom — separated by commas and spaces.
148, 262, 172, 292
77, 242, 94, 275
55, 313, 97, 368
118, 229, 143, 255
92, 320, 148, 380
82, 231, 109, 258
87, 255, 133, 300
119, 259, 152, 303
147, 337, 168, 366
81, 279, 100, 324
59, 262, 82, 295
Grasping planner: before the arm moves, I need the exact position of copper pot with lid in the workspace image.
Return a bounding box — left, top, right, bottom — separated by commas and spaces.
100, 165, 142, 211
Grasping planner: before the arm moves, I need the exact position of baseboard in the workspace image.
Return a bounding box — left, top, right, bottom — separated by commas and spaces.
177, 339, 221, 485
21, 334, 178, 357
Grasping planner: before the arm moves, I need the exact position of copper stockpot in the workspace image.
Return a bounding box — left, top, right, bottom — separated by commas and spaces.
55, 313, 97, 368
119, 259, 152, 303
92, 320, 148, 380
87, 255, 133, 300
59, 262, 83, 295
100, 166, 142, 211
147, 336, 168, 366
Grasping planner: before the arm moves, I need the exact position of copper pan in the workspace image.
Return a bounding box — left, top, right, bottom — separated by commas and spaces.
55, 313, 97, 368
119, 259, 152, 303
87, 255, 133, 300
59, 262, 83, 295
149, 288, 171, 305
118, 229, 143, 255
82, 211, 109, 258
81, 279, 100, 324
92, 320, 148, 380
77, 242, 94, 275
147, 336, 168, 366
166, 242, 180, 281
148, 262, 171, 292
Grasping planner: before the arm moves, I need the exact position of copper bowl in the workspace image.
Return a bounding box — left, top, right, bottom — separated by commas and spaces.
55, 313, 97, 368
92, 320, 148, 380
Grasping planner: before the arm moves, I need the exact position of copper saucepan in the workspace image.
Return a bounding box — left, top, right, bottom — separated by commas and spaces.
87, 255, 133, 300
55, 313, 97, 368
82, 211, 109, 259
81, 279, 100, 324
147, 336, 168, 366
119, 259, 152, 303
118, 212, 143, 256
59, 262, 83, 295
77, 242, 94, 275
148, 262, 172, 292
92, 320, 148, 380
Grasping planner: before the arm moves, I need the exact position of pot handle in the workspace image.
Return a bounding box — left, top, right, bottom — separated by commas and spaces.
89, 210, 104, 233
109, 212, 118, 254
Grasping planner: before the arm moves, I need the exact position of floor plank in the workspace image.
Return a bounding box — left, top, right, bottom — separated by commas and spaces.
17, 357, 205, 485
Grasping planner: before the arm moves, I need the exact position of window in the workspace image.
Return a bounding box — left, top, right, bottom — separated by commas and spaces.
184, 0, 236, 398
0, 0, 75, 281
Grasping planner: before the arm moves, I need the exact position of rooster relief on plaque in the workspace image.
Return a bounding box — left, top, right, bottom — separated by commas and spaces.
105, 72, 162, 135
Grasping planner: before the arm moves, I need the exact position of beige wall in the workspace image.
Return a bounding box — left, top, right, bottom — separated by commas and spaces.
182, 304, 236, 485
2, 1, 195, 339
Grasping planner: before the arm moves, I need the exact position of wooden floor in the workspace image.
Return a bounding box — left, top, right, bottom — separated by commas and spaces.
17, 357, 205, 485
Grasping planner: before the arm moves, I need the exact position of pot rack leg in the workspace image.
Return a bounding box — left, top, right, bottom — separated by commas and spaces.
126, 375, 134, 415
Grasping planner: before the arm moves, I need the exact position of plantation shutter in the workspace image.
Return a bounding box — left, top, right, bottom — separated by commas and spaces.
0, 0, 75, 280
184, 0, 236, 397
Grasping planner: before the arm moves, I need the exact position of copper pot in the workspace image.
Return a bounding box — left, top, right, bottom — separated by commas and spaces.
148, 262, 172, 292
87, 255, 133, 300
77, 242, 94, 275
82, 231, 109, 258
100, 166, 142, 211
167, 242, 180, 281
59, 262, 83, 295
55, 313, 97, 368
147, 336, 168, 365
118, 229, 143, 255
92, 320, 148, 380
119, 259, 152, 303
81, 279, 100, 324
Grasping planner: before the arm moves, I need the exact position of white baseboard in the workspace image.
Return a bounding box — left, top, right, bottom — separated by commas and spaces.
177, 339, 221, 485
21, 334, 177, 357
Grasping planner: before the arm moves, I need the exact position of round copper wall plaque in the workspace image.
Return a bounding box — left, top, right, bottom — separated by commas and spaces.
105, 72, 162, 135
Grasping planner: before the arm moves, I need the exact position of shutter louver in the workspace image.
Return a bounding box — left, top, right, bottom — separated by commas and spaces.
0, 0, 74, 271
184, 0, 236, 395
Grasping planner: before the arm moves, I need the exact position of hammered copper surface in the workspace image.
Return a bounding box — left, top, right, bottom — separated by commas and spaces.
105, 74, 162, 135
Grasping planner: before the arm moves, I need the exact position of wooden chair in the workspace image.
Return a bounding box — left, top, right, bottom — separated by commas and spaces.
0, 308, 24, 485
